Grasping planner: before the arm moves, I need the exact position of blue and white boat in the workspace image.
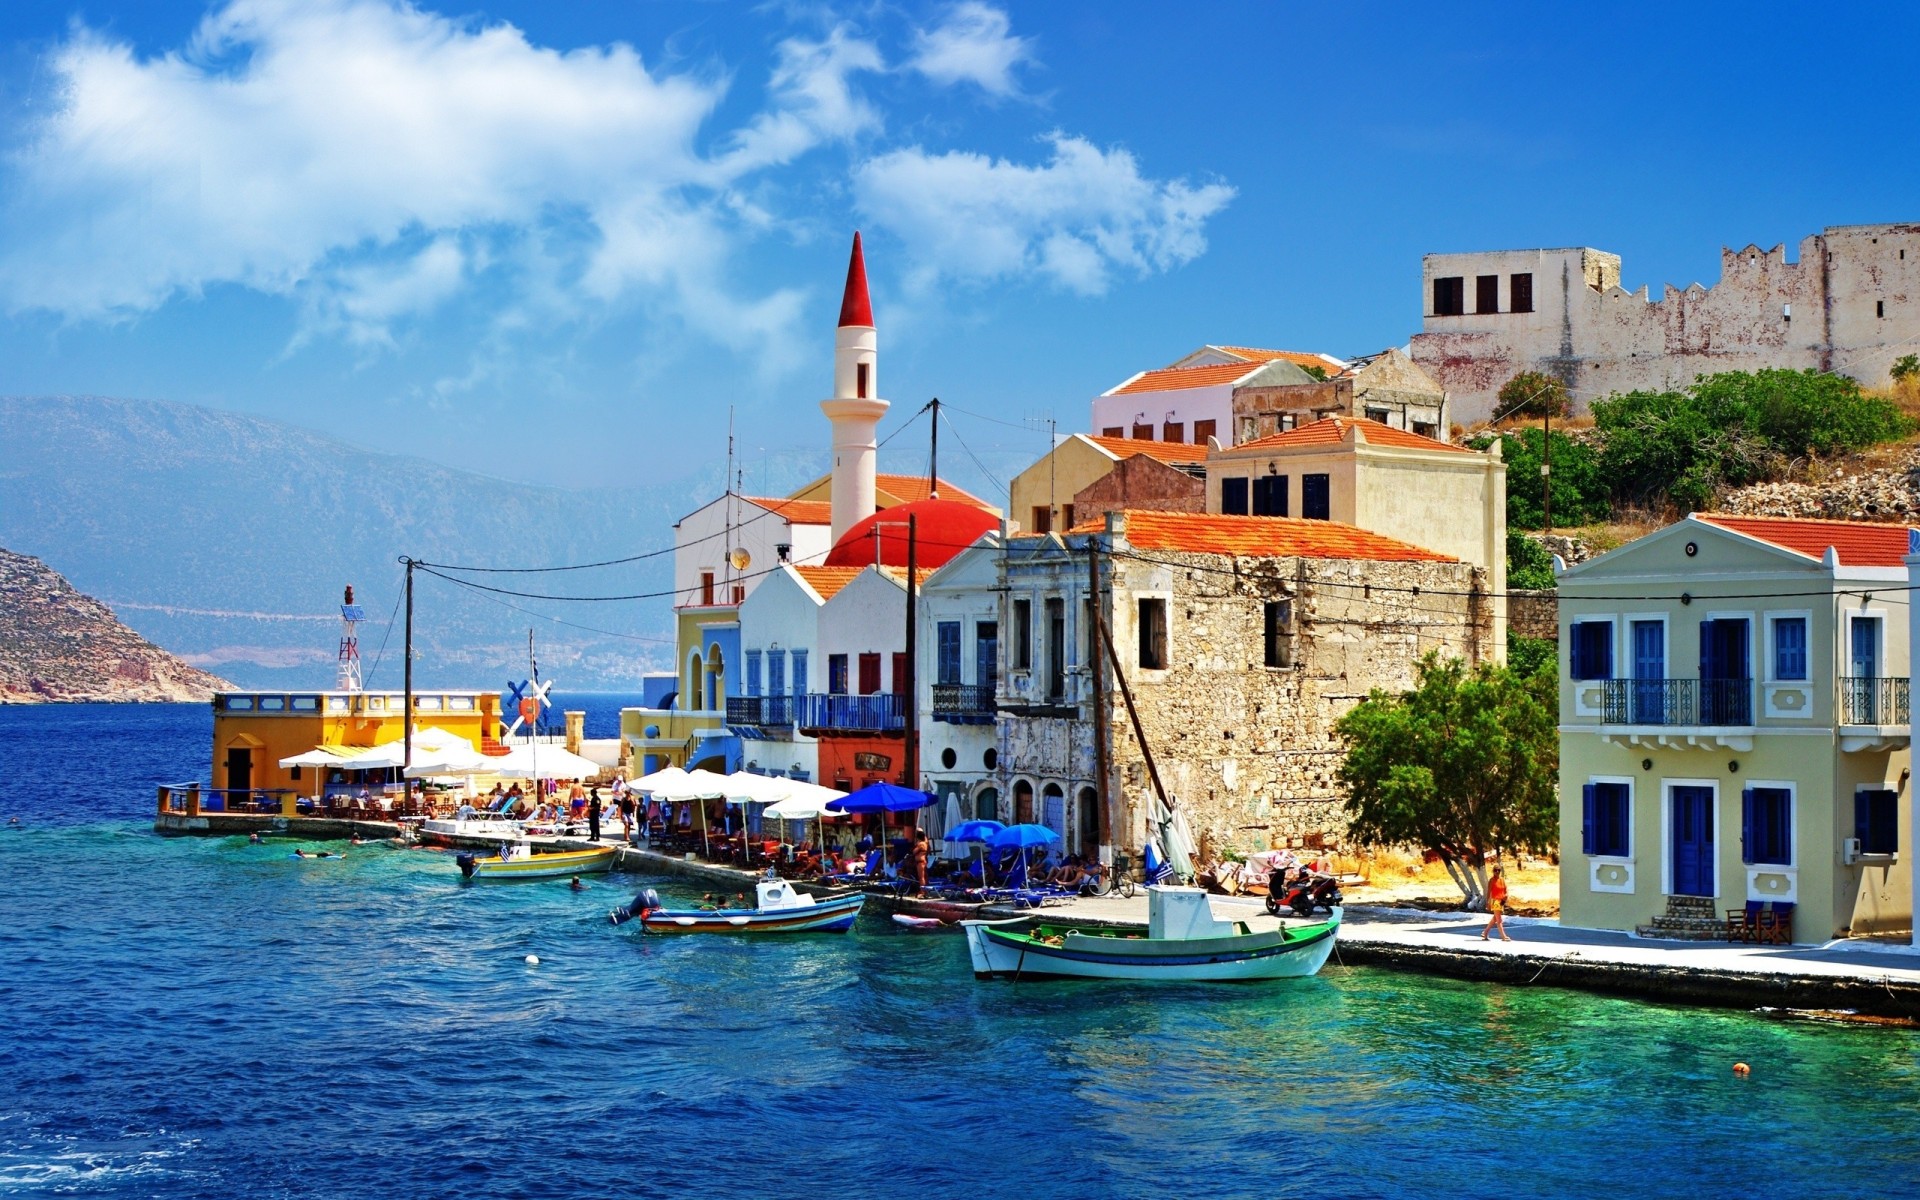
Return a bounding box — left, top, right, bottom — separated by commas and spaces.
610, 876, 865, 935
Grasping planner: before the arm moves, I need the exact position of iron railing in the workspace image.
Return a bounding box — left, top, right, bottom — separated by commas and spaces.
931, 683, 997, 723
1840, 676, 1911, 725
794, 692, 905, 733
726, 695, 794, 728
1601, 678, 1752, 726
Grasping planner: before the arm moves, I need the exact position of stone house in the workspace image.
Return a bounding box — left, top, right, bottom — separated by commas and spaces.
1008, 433, 1206, 536
1089, 344, 1348, 453
1231, 348, 1449, 443
990, 510, 1494, 862
1410, 223, 1920, 422
1558, 514, 1912, 944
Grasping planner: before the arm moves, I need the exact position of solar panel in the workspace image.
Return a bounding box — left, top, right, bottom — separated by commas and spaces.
340, 605, 366, 621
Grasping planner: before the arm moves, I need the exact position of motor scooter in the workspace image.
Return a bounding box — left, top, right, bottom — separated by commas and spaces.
1264, 870, 1343, 917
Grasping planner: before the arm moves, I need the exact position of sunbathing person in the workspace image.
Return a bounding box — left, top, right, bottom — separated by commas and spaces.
1049, 857, 1088, 890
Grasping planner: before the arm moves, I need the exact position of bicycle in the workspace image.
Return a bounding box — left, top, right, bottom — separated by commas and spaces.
1090, 851, 1137, 899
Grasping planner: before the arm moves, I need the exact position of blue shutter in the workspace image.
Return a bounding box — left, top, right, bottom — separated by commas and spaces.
1741, 786, 1754, 865
745, 650, 762, 697
1581, 783, 1597, 856
792, 649, 808, 696
1856, 790, 1871, 845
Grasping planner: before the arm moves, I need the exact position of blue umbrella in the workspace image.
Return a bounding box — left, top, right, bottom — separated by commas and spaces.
945, 819, 1005, 844
989, 823, 1060, 849
825, 781, 939, 814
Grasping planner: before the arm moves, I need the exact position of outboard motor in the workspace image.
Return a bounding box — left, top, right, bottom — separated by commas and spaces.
455, 852, 478, 879
609, 887, 661, 927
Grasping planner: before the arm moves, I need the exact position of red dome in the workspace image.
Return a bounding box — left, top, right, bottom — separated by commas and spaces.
822, 498, 998, 570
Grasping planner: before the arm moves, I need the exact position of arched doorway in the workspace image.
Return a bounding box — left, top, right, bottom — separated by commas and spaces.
1012, 779, 1034, 824
705, 644, 725, 712
1077, 786, 1100, 852
974, 785, 1000, 823
1041, 783, 1065, 841
688, 652, 705, 711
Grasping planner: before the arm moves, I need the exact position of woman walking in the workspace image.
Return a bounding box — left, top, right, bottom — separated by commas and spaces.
1480, 864, 1512, 942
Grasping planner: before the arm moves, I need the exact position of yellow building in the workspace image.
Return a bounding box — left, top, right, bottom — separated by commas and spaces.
211, 688, 498, 811
1558, 514, 1912, 944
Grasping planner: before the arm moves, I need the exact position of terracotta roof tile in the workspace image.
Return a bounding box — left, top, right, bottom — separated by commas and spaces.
876, 474, 991, 509
1110, 361, 1269, 394
743, 496, 835, 524
1695, 514, 1916, 568
792, 566, 864, 600
1232, 416, 1470, 455
1210, 346, 1347, 374
1085, 434, 1211, 463
1118, 510, 1456, 562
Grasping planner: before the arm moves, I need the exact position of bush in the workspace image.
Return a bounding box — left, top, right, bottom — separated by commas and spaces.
1508, 635, 1557, 681
1591, 369, 1913, 512
1470, 428, 1611, 529
1507, 532, 1557, 589
1496, 370, 1572, 420
1893, 354, 1919, 381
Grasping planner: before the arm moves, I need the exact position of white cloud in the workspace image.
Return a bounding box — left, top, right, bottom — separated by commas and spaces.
909, 2, 1032, 98
715, 25, 884, 175
854, 134, 1235, 295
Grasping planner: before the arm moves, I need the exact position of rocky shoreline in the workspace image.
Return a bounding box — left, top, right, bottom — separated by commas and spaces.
0, 547, 230, 704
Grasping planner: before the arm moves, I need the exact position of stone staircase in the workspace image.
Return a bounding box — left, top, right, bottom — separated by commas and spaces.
1635, 895, 1727, 941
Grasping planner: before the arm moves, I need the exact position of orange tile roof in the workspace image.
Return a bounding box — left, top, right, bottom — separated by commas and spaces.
743, 496, 834, 524
1086, 434, 1211, 463
876, 474, 991, 509
1110, 361, 1270, 395
792, 565, 865, 600
1695, 514, 1916, 568
1233, 416, 1471, 455
1118, 510, 1456, 562
1211, 346, 1347, 374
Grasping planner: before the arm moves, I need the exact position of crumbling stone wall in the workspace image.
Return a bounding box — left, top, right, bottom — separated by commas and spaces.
1072, 455, 1204, 527
1102, 549, 1491, 859
1509, 589, 1559, 640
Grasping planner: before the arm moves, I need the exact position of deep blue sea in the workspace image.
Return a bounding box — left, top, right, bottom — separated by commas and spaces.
3, 702, 1919, 1199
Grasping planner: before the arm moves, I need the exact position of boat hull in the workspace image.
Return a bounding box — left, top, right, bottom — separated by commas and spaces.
457, 846, 617, 881
963, 910, 1340, 982
638, 892, 864, 934
859, 888, 989, 924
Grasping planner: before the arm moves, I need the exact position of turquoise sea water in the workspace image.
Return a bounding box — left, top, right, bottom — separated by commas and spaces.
3, 703, 1919, 1199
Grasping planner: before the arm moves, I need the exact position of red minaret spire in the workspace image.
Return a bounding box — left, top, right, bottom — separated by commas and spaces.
837, 231, 873, 328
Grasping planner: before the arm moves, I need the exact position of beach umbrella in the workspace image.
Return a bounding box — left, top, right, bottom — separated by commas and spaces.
939, 793, 965, 859
944, 818, 1004, 887
824, 781, 937, 813
632, 765, 691, 794
990, 823, 1061, 886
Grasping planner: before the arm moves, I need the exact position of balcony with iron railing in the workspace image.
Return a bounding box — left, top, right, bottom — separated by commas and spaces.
794, 692, 905, 735
931, 683, 997, 724
1840, 677, 1911, 726
1600, 679, 1753, 727
726, 695, 795, 729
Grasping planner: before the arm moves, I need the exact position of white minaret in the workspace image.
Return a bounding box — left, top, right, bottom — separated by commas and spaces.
821, 231, 888, 543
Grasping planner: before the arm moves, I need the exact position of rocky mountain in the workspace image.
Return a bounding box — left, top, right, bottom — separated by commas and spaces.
0, 395, 836, 689
0, 547, 232, 702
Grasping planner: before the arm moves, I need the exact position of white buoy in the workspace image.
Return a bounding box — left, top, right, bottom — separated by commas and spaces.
524, 954, 540, 965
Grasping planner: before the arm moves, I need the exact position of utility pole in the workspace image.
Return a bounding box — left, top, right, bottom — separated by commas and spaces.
903, 514, 919, 793
1542, 404, 1553, 532
402, 556, 415, 776
927, 397, 939, 499
1086, 539, 1110, 850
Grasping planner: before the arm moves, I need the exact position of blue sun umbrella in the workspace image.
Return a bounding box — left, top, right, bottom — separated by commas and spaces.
824, 781, 938, 814
945, 819, 1005, 844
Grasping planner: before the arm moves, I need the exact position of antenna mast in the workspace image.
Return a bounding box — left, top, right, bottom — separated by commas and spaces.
337, 584, 365, 692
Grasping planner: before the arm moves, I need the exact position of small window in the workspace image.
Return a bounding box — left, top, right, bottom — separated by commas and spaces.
1132, 423, 1154, 440
1221, 477, 1249, 515
1102, 426, 1124, 438
1742, 786, 1792, 866
858, 653, 882, 696
745, 650, 763, 697
828, 654, 849, 695
447, 695, 474, 711
1263, 600, 1293, 668
1510, 272, 1534, 313
1856, 789, 1898, 855
856, 362, 870, 398
1301, 474, 1331, 520
326, 696, 349, 712
1433, 276, 1465, 316
1280, 413, 1297, 432
700, 571, 715, 606
1364, 407, 1390, 424
259, 696, 286, 711
1192, 419, 1216, 445
1771, 616, 1807, 680
1137, 598, 1167, 670
1062, 504, 1076, 530
1252, 475, 1288, 517
1878, 300, 1886, 319
416, 695, 442, 711
1240, 417, 1257, 442
1030, 506, 1052, 535
1569, 621, 1613, 680
291, 695, 320, 712
1012, 599, 1033, 670
1163, 422, 1184, 443
937, 622, 962, 685
891, 652, 908, 696
1412, 422, 1438, 440
1581, 781, 1631, 858
1475, 275, 1500, 314
226, 695, 254, 710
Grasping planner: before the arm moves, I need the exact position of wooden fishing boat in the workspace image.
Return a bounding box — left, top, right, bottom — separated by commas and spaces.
962, 886, 1338, 982
456, 843, 616, 881
859, 885, 991, 924
610, 876, 864, 934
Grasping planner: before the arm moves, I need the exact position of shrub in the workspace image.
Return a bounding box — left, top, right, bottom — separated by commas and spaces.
1507, 532, 1557, 590
1470, 428, 1611, 529
1507, 635, 1557, 681
1496, 370, 1573, 420
1893, 354, 1919, 381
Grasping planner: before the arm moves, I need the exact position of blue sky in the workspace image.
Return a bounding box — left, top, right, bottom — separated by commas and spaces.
3, 0, 1917, 488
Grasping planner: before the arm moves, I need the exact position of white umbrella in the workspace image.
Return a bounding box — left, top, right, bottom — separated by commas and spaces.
403, 742, 490, 778
723, 772, 795, 804
339, 727, 474, 770
940, 793, 964, 859
632, 765, 692, 794
761, 781, 848, 864
278, 746, 355, 768
488, 744, 599, 780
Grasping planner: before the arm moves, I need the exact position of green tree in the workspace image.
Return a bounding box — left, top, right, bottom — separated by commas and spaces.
1335, 653, 1560, 908
1507, 635, 1557, 681
1506, 532, 1557, 589
1472, 428, 1611, 529
1496, 370, 1572, 420
1892, 354, 1919, 381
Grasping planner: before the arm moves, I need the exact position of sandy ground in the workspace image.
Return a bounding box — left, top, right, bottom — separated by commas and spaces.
1337, 858, 1562, 916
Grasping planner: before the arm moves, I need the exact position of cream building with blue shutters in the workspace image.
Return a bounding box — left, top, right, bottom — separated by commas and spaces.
1558, 513, 1913, 943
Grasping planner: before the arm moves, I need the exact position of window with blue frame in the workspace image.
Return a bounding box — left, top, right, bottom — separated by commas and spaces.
745, 650, 762, 697
827, 653, 848, 695
1581, 781, 1630, 857
937, 622, 962, 684
1569, 620, 1613, 680
1742, 786, 1792, 865
768, 650, 785, 697
1771, 616, 1807, 680
1856, 789, 1899, 855
792, 649, 808, 696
